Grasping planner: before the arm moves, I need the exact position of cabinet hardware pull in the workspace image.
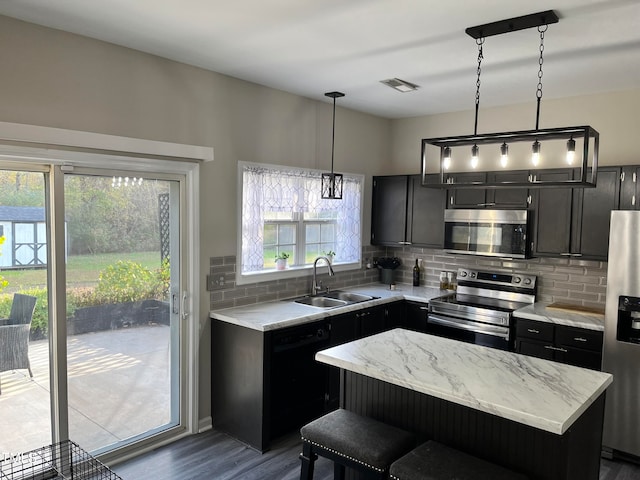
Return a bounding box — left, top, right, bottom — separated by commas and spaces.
633, 195, 636, 207
528, 174, 533, 182
634, 172, 637, 183
527, 329, 540, 334
450, 196, 454, 205
560, 253, 572, 256
574, 337, 587, 342
420, 306, 429, 311
398, 241, 411, 245
621, 172, 625, 182
572, 253, 583, 257
477, 202, 496, 207
527, 195, 532, 205
544, 345, 568, 353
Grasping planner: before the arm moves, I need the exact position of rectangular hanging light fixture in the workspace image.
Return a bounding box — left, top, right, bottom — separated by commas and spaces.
421, 10, 599, 189
421, 125, 599, 188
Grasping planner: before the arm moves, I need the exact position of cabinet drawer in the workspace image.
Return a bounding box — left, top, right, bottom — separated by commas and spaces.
515, 319, 554, 342
555, 326, 603, 352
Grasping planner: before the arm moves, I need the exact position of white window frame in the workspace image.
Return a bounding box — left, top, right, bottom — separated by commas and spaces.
236, 161, 364, 285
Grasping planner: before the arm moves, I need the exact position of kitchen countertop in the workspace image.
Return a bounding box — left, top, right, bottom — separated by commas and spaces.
209, 284, 447, 332
316, 328, 613, 435
210, 282, 606, 333
514, 302, 605, 331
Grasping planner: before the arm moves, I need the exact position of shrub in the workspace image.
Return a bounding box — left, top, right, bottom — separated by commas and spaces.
93, 260, 169, 305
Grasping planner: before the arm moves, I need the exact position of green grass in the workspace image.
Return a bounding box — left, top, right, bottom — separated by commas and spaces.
1, 251, 161, 293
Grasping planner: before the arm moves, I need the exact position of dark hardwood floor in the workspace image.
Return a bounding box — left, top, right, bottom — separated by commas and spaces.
112, 429, 640, 480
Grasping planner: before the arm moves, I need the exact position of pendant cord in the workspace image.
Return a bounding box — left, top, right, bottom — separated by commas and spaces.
330, 96, 336, 174
473, 37, 484, 135
535, 25, 547, 131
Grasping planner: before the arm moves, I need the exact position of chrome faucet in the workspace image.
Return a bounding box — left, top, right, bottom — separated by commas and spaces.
312, 256, 334, 295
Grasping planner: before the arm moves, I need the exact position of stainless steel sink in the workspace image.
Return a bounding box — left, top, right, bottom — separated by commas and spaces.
323, 291, 376, 303
294, 296, 348, 308
292, 290, 378, 308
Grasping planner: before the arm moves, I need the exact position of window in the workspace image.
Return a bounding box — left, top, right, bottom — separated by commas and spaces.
238, 162, 363, 282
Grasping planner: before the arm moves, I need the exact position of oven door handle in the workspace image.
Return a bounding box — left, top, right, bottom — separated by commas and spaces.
427, 314, 510, 340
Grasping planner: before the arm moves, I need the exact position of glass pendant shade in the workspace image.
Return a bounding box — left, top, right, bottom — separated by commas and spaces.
470, 144, 479, 169
531, 140, 541, 166
566, 137, 576, 165
500, 142, 509, 168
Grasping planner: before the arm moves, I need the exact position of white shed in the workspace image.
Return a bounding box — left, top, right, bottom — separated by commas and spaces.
0, 206, 48, 268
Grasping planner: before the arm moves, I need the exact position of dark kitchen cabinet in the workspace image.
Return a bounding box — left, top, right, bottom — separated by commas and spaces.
572, 167, 620, 259
514, 318, 603, 370
371, 175, 408, 245
530, 169, 576, 257
446, 170, 531, 209
371, 174, 444, 248
401, 301, 429, 332
486, 170, 532, 208
620, 165, 640, 210
409, 175, 446, 247
445, 172, 487, 208
531, 167, 619, 260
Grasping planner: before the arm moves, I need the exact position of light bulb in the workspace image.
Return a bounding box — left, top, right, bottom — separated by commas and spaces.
470, 144, 479, 169
531, 140, 541, 167
443, 146, 452, 170
566, 137, 576, 165
500, 143, 509, 168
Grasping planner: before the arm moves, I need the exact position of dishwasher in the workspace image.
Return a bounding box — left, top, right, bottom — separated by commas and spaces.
269, 321, 331, 438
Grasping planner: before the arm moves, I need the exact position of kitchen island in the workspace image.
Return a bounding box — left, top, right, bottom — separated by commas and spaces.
316, 328, 613, 480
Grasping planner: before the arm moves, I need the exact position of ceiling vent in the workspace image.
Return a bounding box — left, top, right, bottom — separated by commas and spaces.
380, 78, 420, 92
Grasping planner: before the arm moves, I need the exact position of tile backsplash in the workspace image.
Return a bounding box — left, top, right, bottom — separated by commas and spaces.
386, 246, 607, 309
209, 246, 607, 311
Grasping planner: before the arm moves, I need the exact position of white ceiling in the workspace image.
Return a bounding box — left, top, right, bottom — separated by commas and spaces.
1, 0, 640, 119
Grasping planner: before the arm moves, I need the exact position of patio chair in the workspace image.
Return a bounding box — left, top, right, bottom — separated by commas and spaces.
0, 293, 37, 394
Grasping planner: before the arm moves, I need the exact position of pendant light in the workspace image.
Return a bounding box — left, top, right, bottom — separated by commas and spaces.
321, 91, 345, 200
420, 10, 599, 189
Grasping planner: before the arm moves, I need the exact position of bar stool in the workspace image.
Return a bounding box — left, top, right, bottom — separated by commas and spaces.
299, 408, 415, 480
389, 440, 528, 480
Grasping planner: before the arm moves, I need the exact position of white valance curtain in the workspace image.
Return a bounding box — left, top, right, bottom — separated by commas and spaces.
241, 163, 361, 273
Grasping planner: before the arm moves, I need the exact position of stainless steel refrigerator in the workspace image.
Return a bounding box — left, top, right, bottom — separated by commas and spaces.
603, 210, 640, 459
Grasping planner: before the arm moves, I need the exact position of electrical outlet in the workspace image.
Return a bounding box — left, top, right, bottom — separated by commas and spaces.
206, 274, 226, 291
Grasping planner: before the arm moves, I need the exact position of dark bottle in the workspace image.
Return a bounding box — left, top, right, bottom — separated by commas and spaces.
413, 259, 420, 286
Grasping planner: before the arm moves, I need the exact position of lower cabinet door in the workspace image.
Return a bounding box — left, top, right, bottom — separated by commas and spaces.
556, 346, 603, 370
516, 339, 555, 361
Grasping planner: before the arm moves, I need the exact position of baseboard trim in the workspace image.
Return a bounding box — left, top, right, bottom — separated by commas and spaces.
198, 416, 213, 433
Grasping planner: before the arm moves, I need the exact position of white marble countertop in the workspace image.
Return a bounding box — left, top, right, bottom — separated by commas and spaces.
210, 284, 447, 332
513, 302, 604, 331
316, 328, 612, 435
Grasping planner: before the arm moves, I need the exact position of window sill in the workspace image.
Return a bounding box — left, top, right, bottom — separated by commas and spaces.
236, 261, 361, 286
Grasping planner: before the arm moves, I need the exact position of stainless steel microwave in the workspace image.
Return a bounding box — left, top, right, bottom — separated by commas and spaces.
443, 209, 529, 259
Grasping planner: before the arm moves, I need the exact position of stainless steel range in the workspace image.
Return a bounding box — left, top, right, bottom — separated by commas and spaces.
428, 268, 537, 350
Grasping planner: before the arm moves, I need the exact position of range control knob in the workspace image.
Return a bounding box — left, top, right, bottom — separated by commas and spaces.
459, 271, 468, 278
470, 272, 476, 278
514, 277, 522, 284
524, 278, 532, 285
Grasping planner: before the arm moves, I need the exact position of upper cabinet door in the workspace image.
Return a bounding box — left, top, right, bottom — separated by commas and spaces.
486, 171, 532, 209
574, 166, 620, 260
408, 174, 445, 248
446, 172, 487, 208
531, 169, 575, 257
371, 175, 409, 245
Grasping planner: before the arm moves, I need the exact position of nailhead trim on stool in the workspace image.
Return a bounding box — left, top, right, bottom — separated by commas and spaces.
389, 440, 529, 480
299, 408, 415, 479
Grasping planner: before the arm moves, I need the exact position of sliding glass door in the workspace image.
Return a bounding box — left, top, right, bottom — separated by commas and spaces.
64, 172, 182, 454
0, 160, 192, 459
0, 167, 52, 455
